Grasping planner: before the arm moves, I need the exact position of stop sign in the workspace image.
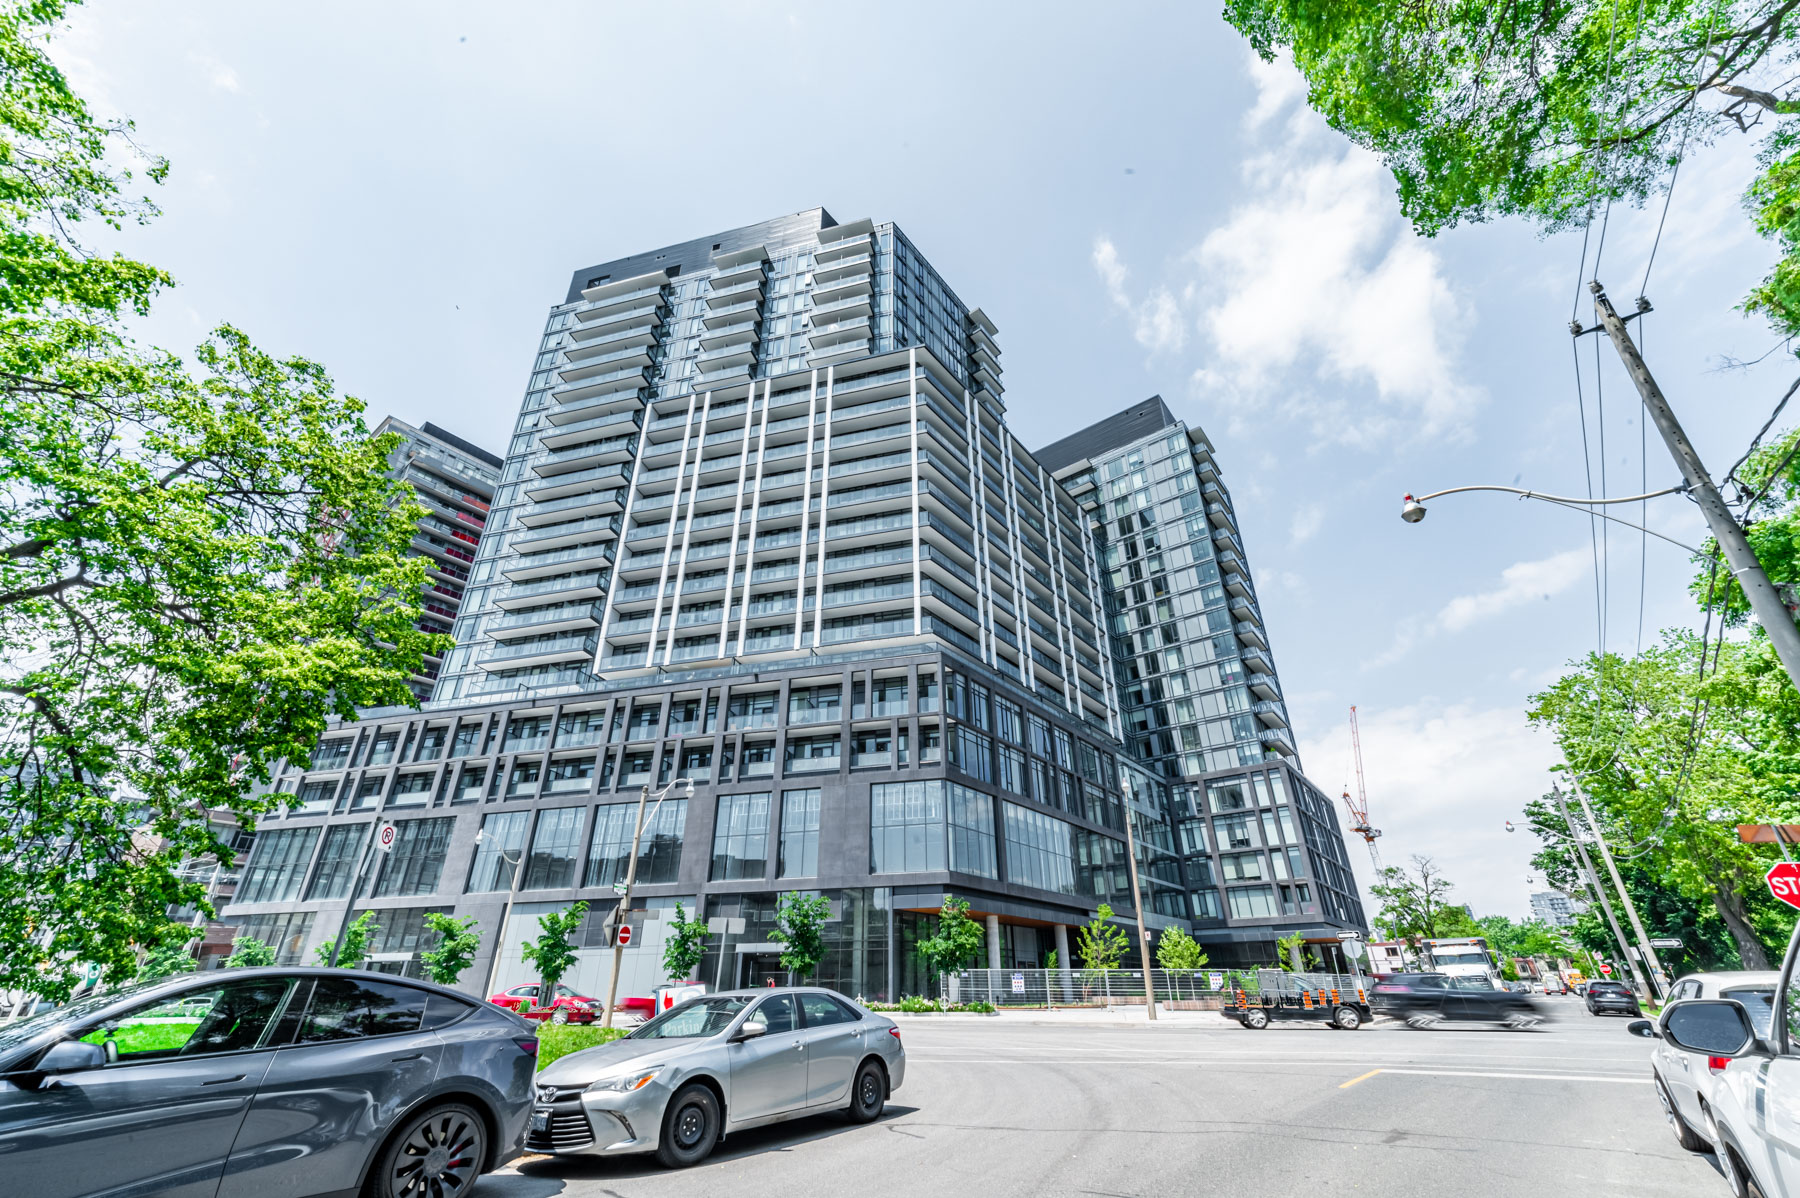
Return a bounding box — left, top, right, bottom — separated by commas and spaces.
1768, 863, 1800, 910
1600, 963, 1612, 975
617, 924, 632, 947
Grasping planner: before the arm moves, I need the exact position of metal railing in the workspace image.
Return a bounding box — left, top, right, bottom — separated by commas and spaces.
939, 967, 1372, 1009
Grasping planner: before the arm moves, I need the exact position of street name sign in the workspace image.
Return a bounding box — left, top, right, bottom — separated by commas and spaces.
1769, 863, 1800, 910
1649, 938, 1683, 949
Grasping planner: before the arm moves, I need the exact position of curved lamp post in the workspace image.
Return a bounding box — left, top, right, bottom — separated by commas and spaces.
1399, 483, 1700, 553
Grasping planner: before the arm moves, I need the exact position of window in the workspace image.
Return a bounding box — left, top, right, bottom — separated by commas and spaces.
788, 685, 842, 726
350, 777, 385, 810
869, 781, 997, 877
1220, 851, 1264, 882
390, 772, 434, 805
739, 739, 775, 778
752, 993, 797, 1033
917, 673, 939, 712
994, 698, 1022, 746
449, 721, 482, 757
1214, 814, 1259, 850
522, 807, 585, 890
1190, 888, 1223, 920
997, 745, 1026, 795
1002, 803, 1076, 894
80, 978, 293, 1063
238, 827, 320, 904
544, 756, 596, 795
727, 691, 779, 730
667, 698, 705, 735
798, 992, 858, 1027
778, 789, 821, 878
355, 905, 456, 980
372, 818, 454, 897
223, 912, 314, 965
712, 793, 770, 881
1227, 885, 1278, 919
505, 759, 542, 799
311, 738, 353, 770
467, 811, 527, 892
365, 730, 400, 766
869, 675, 909, 717
1027, 715, 1052, 758
584, 799, 686, 887
849, 727, 892, 768
1208, 777, 1250, 812
306, 824, 367, 900
785, 734, 840, 774
503, 716, 551, 753
620, 750, 654, 785
557, 708, 607, 747
949, 726, 993, 783
297, 977, 431, 1041
295, 779, 338, 814
627, 702, 663, 741
413, 726, 448, 761
680, 744, 713, 781
919, 724, 941, 764
452, 764, 487, 803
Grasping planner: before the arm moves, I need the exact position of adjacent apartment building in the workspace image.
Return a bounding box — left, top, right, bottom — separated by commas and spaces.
1037, 396, 1366, 963
220, 209, 1362, 998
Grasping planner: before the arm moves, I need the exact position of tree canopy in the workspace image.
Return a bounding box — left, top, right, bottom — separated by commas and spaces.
0, 0, 439, 1000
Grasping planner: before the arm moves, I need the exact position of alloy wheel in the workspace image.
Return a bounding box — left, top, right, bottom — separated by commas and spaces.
387, 1105, 483, 1198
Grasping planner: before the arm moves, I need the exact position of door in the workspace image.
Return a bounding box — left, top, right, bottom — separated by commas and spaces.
0, 975, 293, 1198
727, 994, 807, 1123
743, 954, 786, 989
797, 993, 864, 1107
1659, 981, 1702, 1123
218, 977, 445, 1198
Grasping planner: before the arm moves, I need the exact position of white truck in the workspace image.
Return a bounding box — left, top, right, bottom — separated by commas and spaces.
1422, 937, 1502, 987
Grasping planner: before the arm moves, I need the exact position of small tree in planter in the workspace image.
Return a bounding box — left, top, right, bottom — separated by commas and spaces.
1156, 926, 1208, 971
662, 901, 710, 983
1077, 904, 1129, 999
223, 937, 277, 968
521, 901, 587, 1013
314, 912, 380, 969
773, 892, 831, 982
419, 913, 482, 987
917, 894, 986, 1004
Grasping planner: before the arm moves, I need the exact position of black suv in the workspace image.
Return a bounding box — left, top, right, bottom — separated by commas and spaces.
1585, 979, 1640, 1016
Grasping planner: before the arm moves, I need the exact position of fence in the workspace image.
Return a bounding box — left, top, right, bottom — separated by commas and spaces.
939, 967, 1371, 1009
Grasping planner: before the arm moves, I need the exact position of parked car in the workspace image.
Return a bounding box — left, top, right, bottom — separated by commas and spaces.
490, 982, 604, 1024
1631, 970, 1778, 1157
0, 966, 537, 1198
1369, 972, 1544, 1029
1586, 979, 1643, 1017
531, 987, 904, 1168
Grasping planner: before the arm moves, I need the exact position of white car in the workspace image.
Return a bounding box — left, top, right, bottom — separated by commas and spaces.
1633, 971, 1778, 1155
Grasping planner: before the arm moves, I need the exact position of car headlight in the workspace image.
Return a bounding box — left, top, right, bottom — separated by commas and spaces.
588, 1068, 662, 1093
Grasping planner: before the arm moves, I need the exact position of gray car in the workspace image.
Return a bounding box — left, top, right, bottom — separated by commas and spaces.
531, 987, 905, 1168
0, 966, 538, 1198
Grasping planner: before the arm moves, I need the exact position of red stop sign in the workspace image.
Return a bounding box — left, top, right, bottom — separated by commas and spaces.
1768, 863, 1800, 910
1600, 963, 1612, 975
617, 924, 632, 947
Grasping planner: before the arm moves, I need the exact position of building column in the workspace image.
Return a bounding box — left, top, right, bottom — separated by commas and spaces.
986, 914, 1002, 970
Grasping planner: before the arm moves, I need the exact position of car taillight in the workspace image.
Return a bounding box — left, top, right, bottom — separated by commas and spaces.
516, 1038, 539, 1057
889, 1027, 902, 1039
1373, 984, 1409, 993
1708, 1056, 1731, 1073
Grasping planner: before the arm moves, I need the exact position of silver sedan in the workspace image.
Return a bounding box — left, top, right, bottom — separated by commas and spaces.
530, 987, 905, 1168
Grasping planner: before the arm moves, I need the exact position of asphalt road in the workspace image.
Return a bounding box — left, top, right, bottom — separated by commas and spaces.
479, 996, 1726, 1198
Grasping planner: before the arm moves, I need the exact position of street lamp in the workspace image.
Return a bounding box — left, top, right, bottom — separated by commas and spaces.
1117, 778, 1159, 1021
601, 776, 696, 1028
1398, 483, 1698, 552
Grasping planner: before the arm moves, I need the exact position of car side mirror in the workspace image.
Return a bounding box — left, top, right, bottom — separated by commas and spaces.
1662, 999, 1756, 1056
37, 1039, 105, 1075
732, 1019, 768, 1042
1626, 1019, 1659, 1040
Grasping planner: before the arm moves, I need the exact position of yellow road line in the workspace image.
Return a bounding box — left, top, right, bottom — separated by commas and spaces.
1339, 1069, 1382, 1089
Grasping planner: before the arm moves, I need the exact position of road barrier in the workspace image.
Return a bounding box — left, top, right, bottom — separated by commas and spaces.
940, 967, 1368, 1009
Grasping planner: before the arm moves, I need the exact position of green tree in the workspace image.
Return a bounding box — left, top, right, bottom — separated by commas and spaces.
773, 892, 831, 981
136, 941, 196, 981
223, 937, 276, 968
521, 902, 587, 1005
1276, 932, 1307, 972
418, 913, 481, 987
1368, 855, 1477, 944
1076, 904, 1129, 970
314, 912, 380, 970
917, 894, 987, 980
0, 1, 440, 1002
661, 901, 709, 982
1528, 635, 1800, 968
1155, 925, 1209, 971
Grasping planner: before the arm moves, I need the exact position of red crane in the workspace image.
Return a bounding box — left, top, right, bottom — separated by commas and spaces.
1342, 705, 1384, 873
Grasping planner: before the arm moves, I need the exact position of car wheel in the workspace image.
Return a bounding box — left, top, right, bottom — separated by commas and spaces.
550, 1008, 570, 1025
655, 1084, 721, 1169
1333, 1006, 1362, 1031
1244, 1008, 1270, 1030
1503, 1013, 1542, 1031
846, 1060, 886, 1123
1654, 1076, 1709, 1153
1404, 1013, 1440, 1030
367, 1102, 486, 1198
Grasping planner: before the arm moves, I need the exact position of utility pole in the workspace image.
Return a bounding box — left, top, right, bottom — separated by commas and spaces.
1119, 783, 1158, 1021
326, 820, 391, 968
1572, 781, 1669, 1001
1552, 786, 1651, 1003
1588, 282, 1800, 693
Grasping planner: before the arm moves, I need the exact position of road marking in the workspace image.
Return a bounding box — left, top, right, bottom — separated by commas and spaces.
1340, 1069, 1382, 1088
1375, 1068, 1650, 1084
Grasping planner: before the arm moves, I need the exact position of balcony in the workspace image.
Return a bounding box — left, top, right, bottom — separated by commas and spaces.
811, 272, 872, 307
531, 435, 637, 477
807, 315, 870, 349
546, 391, 643, 426
523, 462, 629, 503
1208, 502, 1237, 533
710, 257, 765, 288
478, 633, 598, 672
578, 270, 667, 307
491, 571, 609, 610
809, 294, 872, 324
515, 488, 626, 527
1247, 672, 1281, 701
558, 344, 652, 382
511, 513, 622, 552
485, 602, 603, 642
1253, 700, 1289, 729
538, 409, 640, 450
695, 341, 756, 371
810, 339, 870, 368
1234, 620, 1268, 651
696, 358, 754, 386
553, 364, 648, 405
1259, 728, 1296, 757
501, 541, 616, 583
1228, 597, 1260, 625
814, 230, 872, 263
699, 320, 759, 352
1216, 548, 1246, 577
1241, 647, 1274, 675
813, 252, 872, 284
567, 302, 662, 342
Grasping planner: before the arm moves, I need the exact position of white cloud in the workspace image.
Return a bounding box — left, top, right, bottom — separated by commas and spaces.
1365, 547, 1589, 667
1184, 54, 1482, 447
1289, 504, 1324, 545
1301, 703, 1560, 919
1092, 237, 1186, 354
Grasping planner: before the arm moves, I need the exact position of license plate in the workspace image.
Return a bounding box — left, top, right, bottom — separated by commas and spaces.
531, 1110, 550, 1132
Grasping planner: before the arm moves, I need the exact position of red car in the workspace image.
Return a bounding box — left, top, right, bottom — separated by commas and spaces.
488, 983, 601, 1024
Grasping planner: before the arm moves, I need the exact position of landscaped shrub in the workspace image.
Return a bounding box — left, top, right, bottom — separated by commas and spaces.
536, 1024, 628, 1069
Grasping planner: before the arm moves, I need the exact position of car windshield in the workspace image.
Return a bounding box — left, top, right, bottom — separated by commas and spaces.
1450, 976, 1496, 990
628, 996, 755, 1040
1591, 983, 1627, 995
1721, 987, 1776, 1037
0, 978, 166, 1056
1431, 950, 1488, 966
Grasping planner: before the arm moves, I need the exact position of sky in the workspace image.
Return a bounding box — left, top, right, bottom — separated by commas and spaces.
55, 1, 1792, 920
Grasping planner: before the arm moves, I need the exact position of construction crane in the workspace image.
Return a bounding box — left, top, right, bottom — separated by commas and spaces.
1342, 705, 1384, 874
